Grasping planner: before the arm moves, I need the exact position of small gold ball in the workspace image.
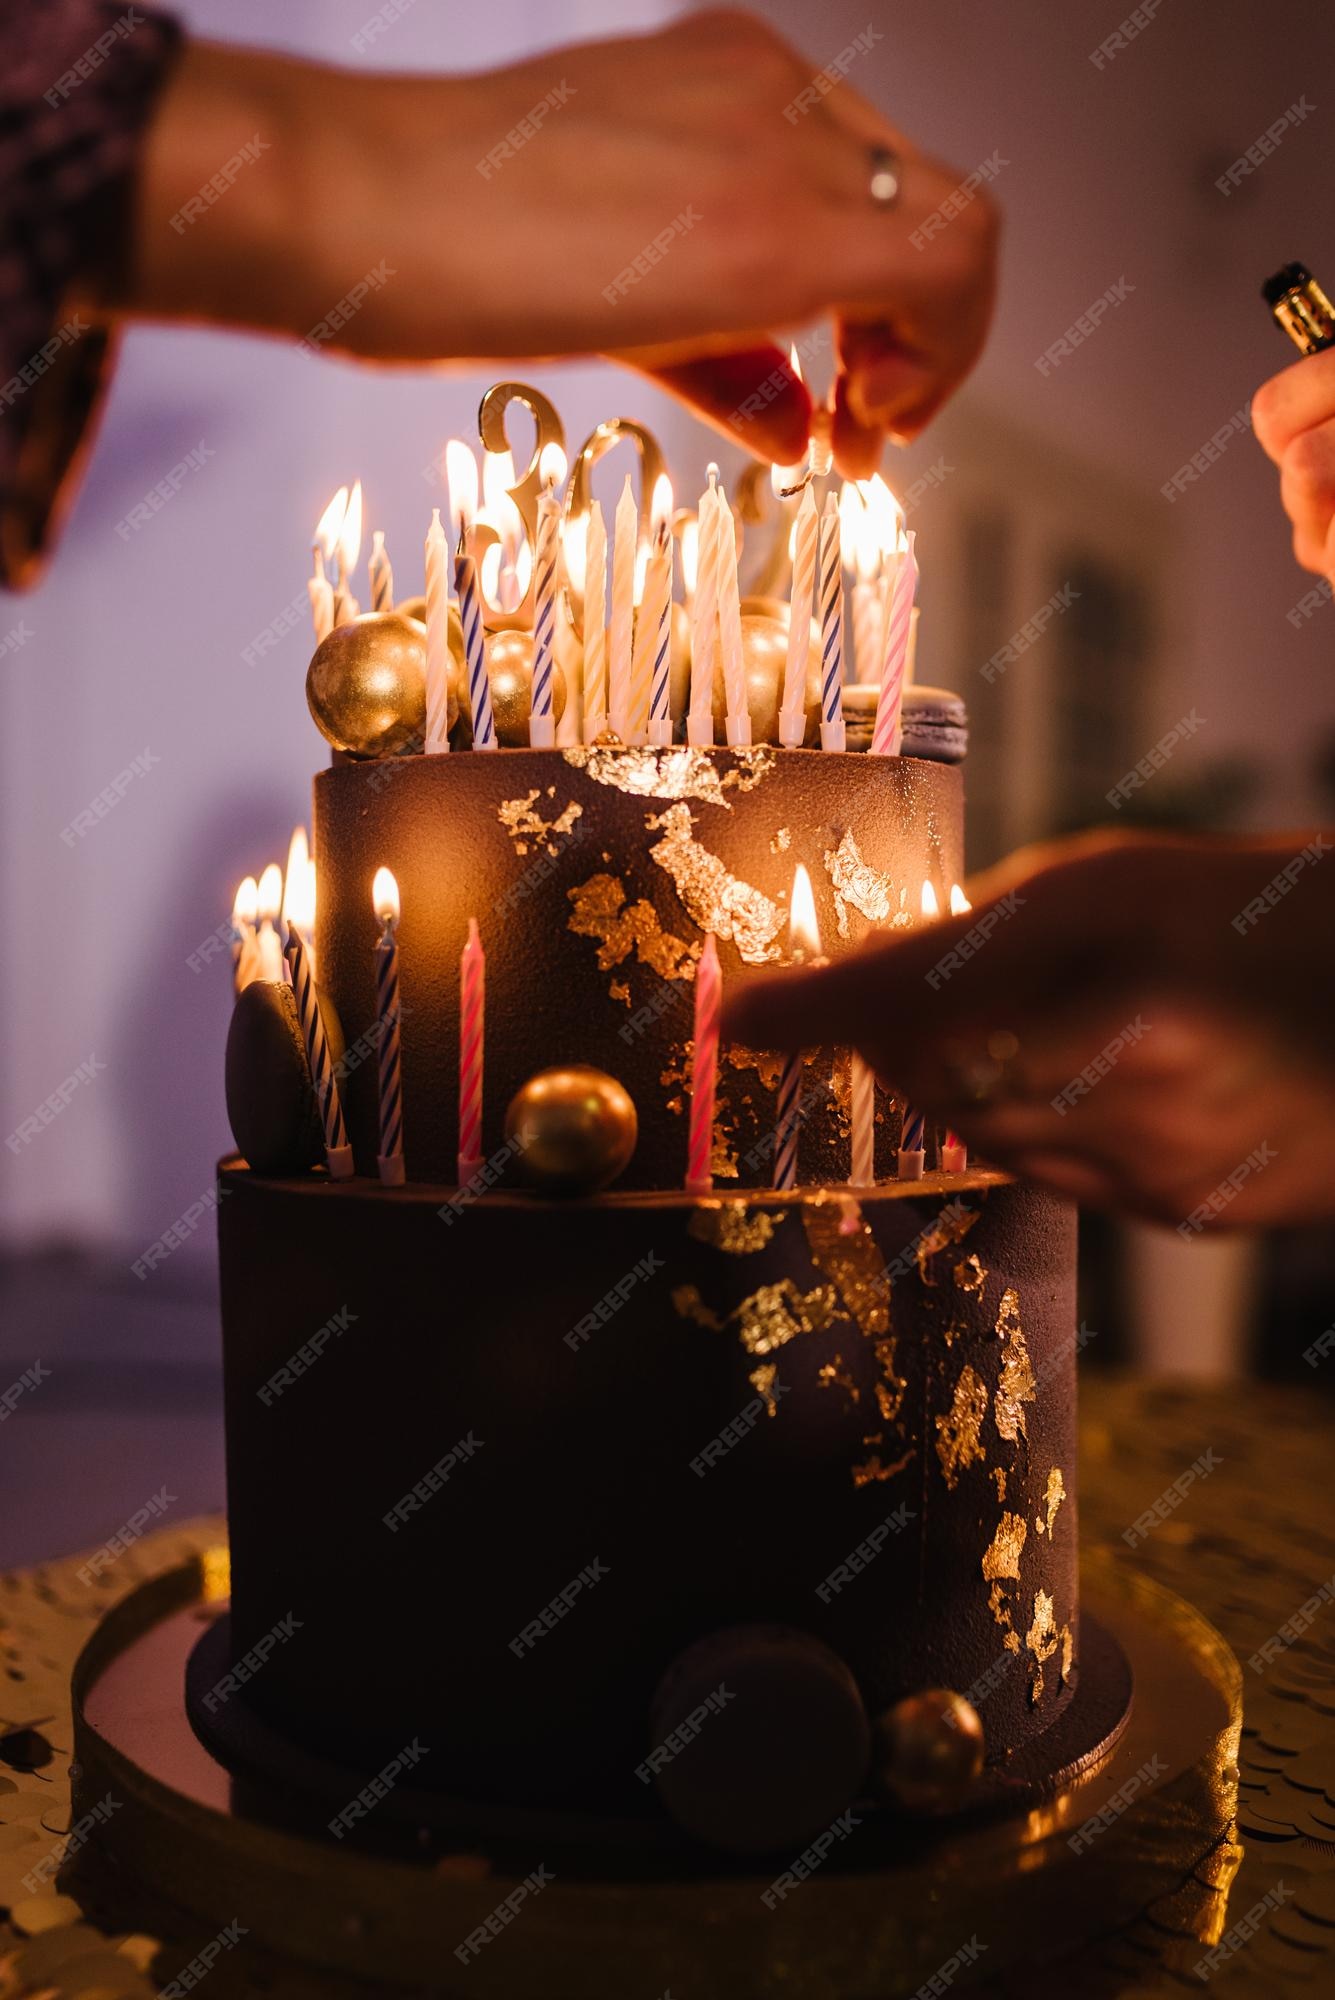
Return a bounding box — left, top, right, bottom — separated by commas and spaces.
306, 612, 432, 757
873, 1689, 985, 1813
707, 608, 821, 745
505, 1066, 638, 1196
486, 628, 568, 748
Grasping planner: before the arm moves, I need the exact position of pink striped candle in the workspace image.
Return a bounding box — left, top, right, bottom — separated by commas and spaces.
458, 917, 485, 1186
687, 933, 721, 1192
372, 868, 405, 1185
871, 531, 917, 756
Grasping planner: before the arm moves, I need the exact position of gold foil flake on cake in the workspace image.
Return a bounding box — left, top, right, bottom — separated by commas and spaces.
609, 978, 630, 1007
915, 1205, 981, 1287
687, 1202, 780, 1255
567, 873, 697, 983
851, 1445, 913, 1488
994, 1288, 1036, 1443
648, 803, 785, 963
498, 790, 583, 856
982, 1511, 1027, 1582
992, 1467, 1007, 1503
673, 1279, 842, 1356
1060, 1624, 1075, 1686
954, 1253, 987, 1295
818, 1356, 860, 1404
750, 1363, 780, 1415
771, 827, 791, 854
563, 743, 774, 806
989, 1582, 1021, 1652
1035, 1467, 1066, 1539
1025, 1589, 1060, 1704
801, 1196, 891, 1340
935, 1363, 988, 1489
823, 830, 894, 939
726, 1042, 785, 1091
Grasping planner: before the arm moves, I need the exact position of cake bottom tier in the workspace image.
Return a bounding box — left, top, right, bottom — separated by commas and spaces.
216, 1162, 1078, 1819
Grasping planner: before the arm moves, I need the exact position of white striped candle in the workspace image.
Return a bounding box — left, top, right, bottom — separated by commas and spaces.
372, 868, 405, 1185
423, 509, 452, 754
609, 475, 637, 742
368, 528, 394, 612
688, 480, 719, 746
582, 501, 608, 742
716, 489, 750, 746
772, 864, 823, 1190
285, 924, 354, 1179
817, 494, 846, 751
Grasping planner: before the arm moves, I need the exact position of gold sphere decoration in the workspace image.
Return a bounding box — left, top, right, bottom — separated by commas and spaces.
873, 1689, 985, 1813
486, 628, 567, 747
505, 1065, 638, 1196
306, 611, 440, 758
708, 608, 822, 746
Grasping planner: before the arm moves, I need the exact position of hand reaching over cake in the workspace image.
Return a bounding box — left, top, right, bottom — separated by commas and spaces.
1253, 344, 1335, 584
725, 829, 1335, 1231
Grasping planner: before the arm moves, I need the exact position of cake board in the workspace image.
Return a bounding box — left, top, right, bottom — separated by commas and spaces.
56, 1544, 1239, 1998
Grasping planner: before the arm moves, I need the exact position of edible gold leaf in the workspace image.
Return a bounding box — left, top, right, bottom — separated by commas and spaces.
687, 1202, 781, 1255
823, 829, 894, 940
563, 743, 774, 805
915, 1205, 981, 1286
935, 1363, 988, 1489
1035, 1467, 1066, 1539
648, 802, 785, 963
498, 791, 582, 857
567, 872, 697, 982
982, 1510, 1028, 1581
994, 1287, 1036, 1442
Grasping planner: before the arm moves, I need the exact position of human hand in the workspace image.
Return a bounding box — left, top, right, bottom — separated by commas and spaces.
121, 14, 997, 477
724, 831, 1335, 1231
1252, 347, 1335, 582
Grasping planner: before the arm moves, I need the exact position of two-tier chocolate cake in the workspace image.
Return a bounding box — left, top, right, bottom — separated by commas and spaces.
196, 392, 1130, 1870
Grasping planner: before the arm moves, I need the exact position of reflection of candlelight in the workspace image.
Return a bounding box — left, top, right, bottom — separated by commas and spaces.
446, 439, 497, 751
372, 867, 405, 1186
774, 865, 823, 1190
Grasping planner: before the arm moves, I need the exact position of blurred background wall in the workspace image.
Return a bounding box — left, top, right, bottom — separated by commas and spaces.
2, 0, 1332, 1424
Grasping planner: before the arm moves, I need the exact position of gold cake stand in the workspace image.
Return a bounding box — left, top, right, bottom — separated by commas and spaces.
6, 1376, 1335, 1997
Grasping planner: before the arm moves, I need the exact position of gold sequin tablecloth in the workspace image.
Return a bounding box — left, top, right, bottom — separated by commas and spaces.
1, 1375, 1332, 1997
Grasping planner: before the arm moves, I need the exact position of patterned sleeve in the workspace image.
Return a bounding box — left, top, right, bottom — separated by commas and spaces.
0, 3, 183, 588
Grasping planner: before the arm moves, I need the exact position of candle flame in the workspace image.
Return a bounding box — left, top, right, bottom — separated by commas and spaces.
482, 448, 516, 518
650, 472, 673, 541
789, 341, 805, 384
862, 474, 903, 557
282, 831, 315, 934
445, 439, 479, 538
633, 541, 650, 605
790, 862, 821, 961
539, 442, 568, 490
920, 879, 940, 920
372, 865, 400, 926
256, 862, 283, 927
838, 481, 865, 573
315, 486, 349, 562
232, 875, 258, 926
681, 515, 699, 594
339, 480, 363, 576
949, 884, 971, 916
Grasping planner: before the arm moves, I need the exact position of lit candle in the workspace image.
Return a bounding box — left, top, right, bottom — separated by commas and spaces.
779, 482, 818, 748
530, 443, 568, 749
942, 883, 971, 1172
817, 492, 847, 751
872, 529, 917, 757
483, 450, 523, 613
255, 862, 285, 983
609, 475, 637, 742
582, 499, 608, 741
368, 528, 394, 612
285, 922, 354, 1180
688, 475, 719, 746
680, 514, 698, 617
458, 916, 486, 1186
372, 867, 406, 1186
687, 933, 721, 1193
310, 487, 346, 645
774, 863, 823, 1190
282, 826, 316, 976
446, 440, 497, 751
843, 483, 882, 687
634, 474, 674, 747
850, 1052, 876, 1186
716, 487, 750, 747
332, 480, 363, 627
423, 506, 452, 755
231, 876, 259, 993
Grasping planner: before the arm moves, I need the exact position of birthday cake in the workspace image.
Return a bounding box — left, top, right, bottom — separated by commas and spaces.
201, 392, 1111, 1858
